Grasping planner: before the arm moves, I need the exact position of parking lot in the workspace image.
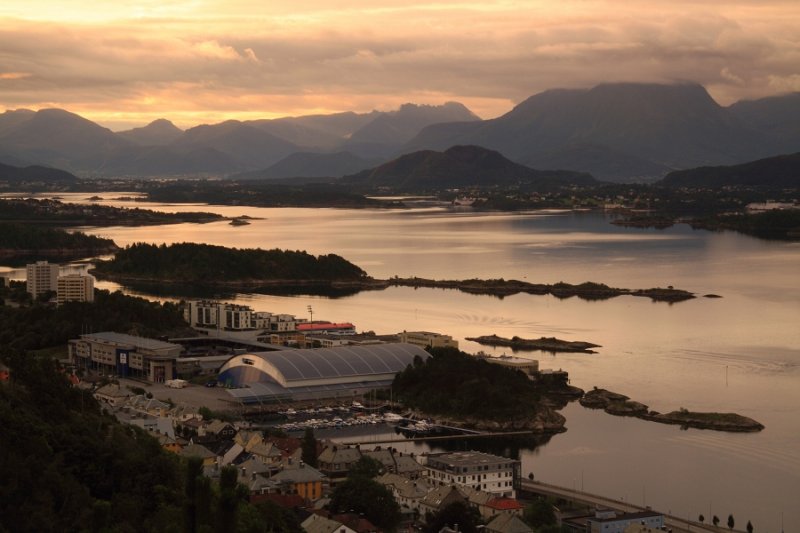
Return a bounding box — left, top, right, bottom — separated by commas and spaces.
118, 378, 238, 412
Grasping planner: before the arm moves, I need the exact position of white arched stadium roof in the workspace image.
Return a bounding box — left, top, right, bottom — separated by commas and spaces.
219, 343, 429, 386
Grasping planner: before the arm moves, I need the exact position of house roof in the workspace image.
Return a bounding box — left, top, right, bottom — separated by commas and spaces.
271, 463, 326, 484
487, 497, 524, 511
180, 443, 216, 459
301, 513, 355, 533
318, 445, 362, 465
486, 513, 534, 533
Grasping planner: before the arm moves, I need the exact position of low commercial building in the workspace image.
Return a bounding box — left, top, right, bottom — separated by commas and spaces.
423, 451, 520, 498
563, 511, 665, 533
57, 273, 94, 304
69, 332, 182, 383
480, 354, 539, 376
399, 330, 459, 350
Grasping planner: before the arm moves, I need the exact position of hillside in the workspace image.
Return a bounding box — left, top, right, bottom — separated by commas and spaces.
729, 92, 800, 142
0, 161, 78, 183
341, 145, 595, 191
234, 151, 383, 180
659, 152, 800, 188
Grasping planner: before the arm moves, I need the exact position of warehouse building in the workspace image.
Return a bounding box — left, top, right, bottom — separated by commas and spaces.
218, 343, 429, 404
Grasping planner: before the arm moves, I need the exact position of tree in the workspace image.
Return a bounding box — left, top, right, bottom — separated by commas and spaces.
728, 515, 735, 530
523, 499, 557, 529
746, 520, 753, 533
347, 455, 383, 479
424, 500, 483, 533
301, 427, 318, 468
699, 514, 705, 524
329, 476, 400, 531
713, 515, 720, 527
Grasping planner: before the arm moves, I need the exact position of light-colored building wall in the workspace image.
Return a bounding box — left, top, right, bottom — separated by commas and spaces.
69, 332, 181, 383
57, 273, 94, 304
399, 330, 459, 350
424, 451, 519, 498
26, 261, 59, 298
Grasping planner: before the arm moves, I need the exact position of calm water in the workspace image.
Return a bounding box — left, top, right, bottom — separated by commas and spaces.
3, 193, 799, 531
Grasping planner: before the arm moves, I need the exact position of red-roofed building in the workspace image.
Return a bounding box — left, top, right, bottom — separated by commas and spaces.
486, 497, 524, 513
297, 322, 356, 334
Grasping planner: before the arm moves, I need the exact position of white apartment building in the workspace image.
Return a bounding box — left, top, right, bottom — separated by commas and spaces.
26, 260, 59, 298
423, 451, 520, 498
185, 300, 298, 333
398, 330, 459, 350
57, 273, 94, 304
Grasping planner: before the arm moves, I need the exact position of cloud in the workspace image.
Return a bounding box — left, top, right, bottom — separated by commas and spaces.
0, 1, 798, 129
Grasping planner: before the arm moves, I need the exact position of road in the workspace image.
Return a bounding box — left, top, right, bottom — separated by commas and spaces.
520, 480, 741, 533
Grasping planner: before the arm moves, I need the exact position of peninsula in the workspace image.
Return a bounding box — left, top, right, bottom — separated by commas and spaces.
466, 334, 600, 353
580, 388, 764, 432
90, 244, 701, 303
0, 198, 225, 227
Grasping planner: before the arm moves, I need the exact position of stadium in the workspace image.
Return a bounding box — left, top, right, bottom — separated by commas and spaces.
217, 343, 429, 404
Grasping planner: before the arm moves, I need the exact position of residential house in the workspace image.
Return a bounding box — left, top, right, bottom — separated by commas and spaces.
485, 513, 534, 533
268, 461, 327, 502
94, 383, 131, 406
317, 445, 362, 485
377, 472, 431, 515
180, 443, 217, 466
301, 513, 357, 533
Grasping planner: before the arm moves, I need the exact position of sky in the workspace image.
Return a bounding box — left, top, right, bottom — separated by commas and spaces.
1, 1, 798, 130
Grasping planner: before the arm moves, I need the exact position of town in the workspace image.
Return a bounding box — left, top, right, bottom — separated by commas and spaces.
0, 259, 729, 533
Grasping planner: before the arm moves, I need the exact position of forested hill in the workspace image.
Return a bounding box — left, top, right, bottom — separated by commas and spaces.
0, 161, 78, 183
92, 242, 368, 283
341, 145, 596, 191
659, 152, 800, 188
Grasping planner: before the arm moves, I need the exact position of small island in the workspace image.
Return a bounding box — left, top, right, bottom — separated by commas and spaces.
466, 334, 600, 353
580, 388, 764, 432
382, 277, 696, 303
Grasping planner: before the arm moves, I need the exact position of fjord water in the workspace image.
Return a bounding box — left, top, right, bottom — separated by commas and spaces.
7, 194, 799, 531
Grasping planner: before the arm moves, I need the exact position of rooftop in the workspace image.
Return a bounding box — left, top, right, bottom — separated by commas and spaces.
80, 331, 181, 352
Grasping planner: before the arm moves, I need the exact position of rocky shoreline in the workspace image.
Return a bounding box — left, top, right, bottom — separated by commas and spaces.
580, 388, 764, 432
466, 334, 600, 353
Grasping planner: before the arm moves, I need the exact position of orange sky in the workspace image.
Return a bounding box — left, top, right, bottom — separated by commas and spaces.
1, 1, 798, 130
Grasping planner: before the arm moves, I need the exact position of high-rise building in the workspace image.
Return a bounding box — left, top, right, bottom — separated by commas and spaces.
26, 261, 59, 299
57, 274, 95, 305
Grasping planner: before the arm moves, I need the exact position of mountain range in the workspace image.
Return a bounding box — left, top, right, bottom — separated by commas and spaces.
0, 83, 797, 182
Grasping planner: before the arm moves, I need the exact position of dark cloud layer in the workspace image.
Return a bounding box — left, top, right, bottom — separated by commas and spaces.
1, 1, 798, 129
